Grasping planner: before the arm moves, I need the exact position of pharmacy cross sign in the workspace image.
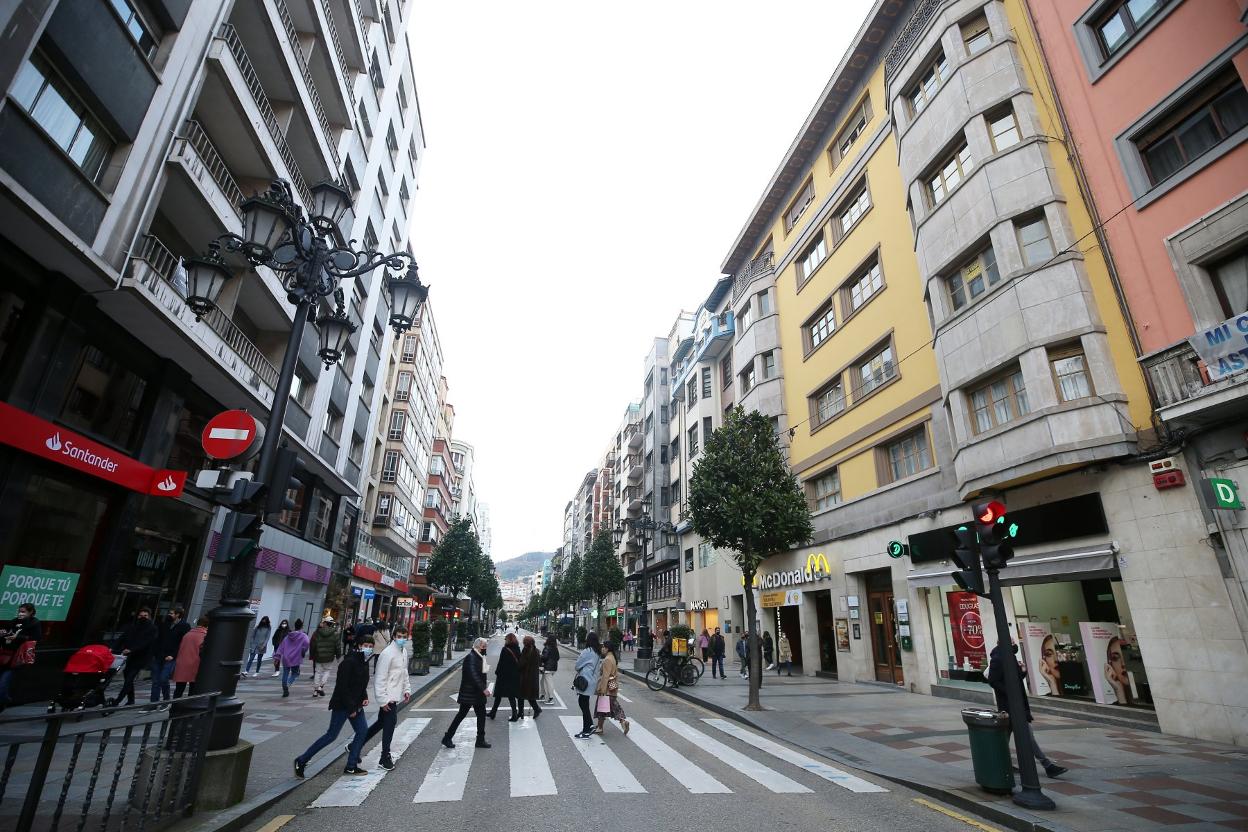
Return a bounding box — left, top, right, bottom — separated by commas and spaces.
201, 410, 262, 460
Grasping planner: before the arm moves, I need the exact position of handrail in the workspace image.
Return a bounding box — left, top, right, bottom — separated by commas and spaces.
318, 0, 356, 110
215, 23, 313, 207
176, 120, 243, 218
270, 0, 340, 167
134, 235, 281, 390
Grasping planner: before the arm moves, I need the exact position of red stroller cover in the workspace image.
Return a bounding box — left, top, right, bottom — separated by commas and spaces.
64, 644, 114, 674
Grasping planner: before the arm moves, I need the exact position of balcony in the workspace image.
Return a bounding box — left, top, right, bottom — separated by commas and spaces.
623, 486, 642, 514
731, 251, 774, 303
625, 454, 642, 481
625, 423, 644, 450
170, 120, 243, 223
262, 0, 342, 168
1141, 339, 1248, 426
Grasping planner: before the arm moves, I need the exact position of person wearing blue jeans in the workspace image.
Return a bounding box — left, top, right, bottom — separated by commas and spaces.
150, 608, 189, 703
293, 636, 373, 777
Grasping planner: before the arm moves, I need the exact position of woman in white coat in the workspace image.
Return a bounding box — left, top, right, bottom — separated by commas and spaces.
365, 625, 411, 769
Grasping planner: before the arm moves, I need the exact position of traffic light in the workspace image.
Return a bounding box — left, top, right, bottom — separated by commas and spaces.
218, 507, 262, 562
263, 445, 307, 518
973, 499, 1018, 570
952, 525, 985, 595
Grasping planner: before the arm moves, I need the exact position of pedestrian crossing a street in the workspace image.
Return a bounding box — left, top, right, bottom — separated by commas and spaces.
304, 713, 888, 808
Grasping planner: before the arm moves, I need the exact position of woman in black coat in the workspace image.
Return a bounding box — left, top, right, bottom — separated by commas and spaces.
516, 635, 542, 719
270, 619, 290, 674
488, 632, 521, 721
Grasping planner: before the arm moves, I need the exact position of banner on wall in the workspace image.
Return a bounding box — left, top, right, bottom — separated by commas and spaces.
1079, 621, 1125, 705
947, 591, 987, 670
1019, 621, 1055, 696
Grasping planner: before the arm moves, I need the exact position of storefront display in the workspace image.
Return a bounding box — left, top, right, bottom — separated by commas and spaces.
1019, 621, 1054, 696
1081, 621, 1133, 706
947, 590, 987, 671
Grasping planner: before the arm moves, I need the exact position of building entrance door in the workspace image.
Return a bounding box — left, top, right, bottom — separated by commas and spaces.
815, 592, 837, 675
866, 573, 903, 684
778, 604, 802, 671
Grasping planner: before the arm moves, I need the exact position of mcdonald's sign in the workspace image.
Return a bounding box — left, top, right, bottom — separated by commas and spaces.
757, 552, 835, 590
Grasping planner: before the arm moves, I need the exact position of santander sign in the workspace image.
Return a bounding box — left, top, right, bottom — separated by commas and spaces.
1, 402, 186, 497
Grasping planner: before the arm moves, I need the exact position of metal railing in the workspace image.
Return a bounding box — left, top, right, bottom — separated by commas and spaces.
215, 24, 313, 207
270, 0, 340, 167
883, 0, 942, 82
317, 0, 356, 110
174, 120, 243, 218
732, 251, 775, 303
134, 236, 281, 391
0, 694, 219, 832
1140, 339, 1239, 409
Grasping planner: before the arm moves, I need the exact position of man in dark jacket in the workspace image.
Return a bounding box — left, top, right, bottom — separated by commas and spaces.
710, 627, 726, 679
293, 636, 373, 777
113, 607, 157, 705
151, 608, 190, 703
442, 637, 491, 749
987, 644, 1068, 778
310, 616, 342, 698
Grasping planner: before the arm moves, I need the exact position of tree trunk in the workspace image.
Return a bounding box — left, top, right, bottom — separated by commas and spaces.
596, 598, 605, 640
743, 563, 762, 711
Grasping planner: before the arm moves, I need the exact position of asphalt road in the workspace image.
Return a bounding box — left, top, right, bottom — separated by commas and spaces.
242, 632, 996, 832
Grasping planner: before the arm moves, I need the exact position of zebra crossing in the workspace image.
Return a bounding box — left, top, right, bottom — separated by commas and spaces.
305, 714, 887, 807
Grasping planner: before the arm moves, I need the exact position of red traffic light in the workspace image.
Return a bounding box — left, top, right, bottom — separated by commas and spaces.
974, 500, 1006, 525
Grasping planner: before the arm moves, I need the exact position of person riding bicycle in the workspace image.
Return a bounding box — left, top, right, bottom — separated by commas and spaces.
656, 630, 675, 677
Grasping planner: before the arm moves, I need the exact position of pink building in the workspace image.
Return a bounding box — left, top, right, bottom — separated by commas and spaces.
1028, 0, 1248, 743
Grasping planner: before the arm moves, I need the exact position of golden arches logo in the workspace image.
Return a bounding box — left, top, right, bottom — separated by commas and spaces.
740, 574, 760, 588
806, 553, 831, 576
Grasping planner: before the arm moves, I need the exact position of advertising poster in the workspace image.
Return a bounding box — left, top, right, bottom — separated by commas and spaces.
0, 565, 80, 621
947, 591, 987, 670
1080, 621, 1126, 705
835, 619, 850, 652
1020, 621, 1054, 696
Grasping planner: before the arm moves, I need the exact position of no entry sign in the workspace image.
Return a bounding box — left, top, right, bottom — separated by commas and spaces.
202, 410, 262, 460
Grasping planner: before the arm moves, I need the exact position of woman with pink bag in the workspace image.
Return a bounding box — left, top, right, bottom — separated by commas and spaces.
593, 641, 629, 736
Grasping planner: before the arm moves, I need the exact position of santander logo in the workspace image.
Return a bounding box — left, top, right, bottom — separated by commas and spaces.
156, 475, 178, 492
46, 432, 62, 451
46, 431, 120, 473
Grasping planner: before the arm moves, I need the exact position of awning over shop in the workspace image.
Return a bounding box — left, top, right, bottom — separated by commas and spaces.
906, 543, 1119, 588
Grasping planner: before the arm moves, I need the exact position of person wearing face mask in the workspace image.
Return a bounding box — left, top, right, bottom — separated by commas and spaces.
0, 603, 41, 712
112, 607, 157, 706
364, 625, 411, 769
293, 636, 373, 777
151, 608, 189, 703
270, 619, 290, 677
276, 619, 310, 698
441, 637, 491, 749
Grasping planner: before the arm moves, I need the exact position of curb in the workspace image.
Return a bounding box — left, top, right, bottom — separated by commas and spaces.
179, 652, 468, 832
617, 667, 1074, 832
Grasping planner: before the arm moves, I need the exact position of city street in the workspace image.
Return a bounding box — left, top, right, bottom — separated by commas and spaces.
242, 634, 984, 832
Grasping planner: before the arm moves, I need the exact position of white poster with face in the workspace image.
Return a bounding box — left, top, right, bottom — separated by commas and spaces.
1080, 621, 1126, 705
1019, 621, 1054, 696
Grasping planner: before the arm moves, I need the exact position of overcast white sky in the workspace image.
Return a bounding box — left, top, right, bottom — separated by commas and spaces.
408, 1, 876, 561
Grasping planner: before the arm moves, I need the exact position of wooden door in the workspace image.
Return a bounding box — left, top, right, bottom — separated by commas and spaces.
868, 590, 904, 684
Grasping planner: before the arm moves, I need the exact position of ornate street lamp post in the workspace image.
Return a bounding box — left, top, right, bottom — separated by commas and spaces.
185, 179, 428, 752
614, 499, 675, 662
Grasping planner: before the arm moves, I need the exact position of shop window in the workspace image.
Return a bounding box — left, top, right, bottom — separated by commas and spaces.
961, 12, 992, 55
969, 367, 1030, 434
945, 245, 1001, 311
1050, 346, 1094, 401
1016, 215, 1056, 267
878, 426, 932, 484
811, 468, 841, 511
60, 344, 148, 451
1211, 245, 1248, 318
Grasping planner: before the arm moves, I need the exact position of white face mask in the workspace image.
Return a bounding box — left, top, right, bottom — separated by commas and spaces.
394, 638, 408, 648
360, 647, 374, 659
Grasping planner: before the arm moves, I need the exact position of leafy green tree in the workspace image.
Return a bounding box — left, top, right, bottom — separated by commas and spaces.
467, 550, 497, 622
582, 531, 626, 638
561, 554, 584, 619
689, 407, 813, 710
426, 516, 482, 658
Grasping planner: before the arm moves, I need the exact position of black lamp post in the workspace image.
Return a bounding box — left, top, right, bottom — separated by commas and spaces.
185, 178, 428, 752
614, 499, 675, 661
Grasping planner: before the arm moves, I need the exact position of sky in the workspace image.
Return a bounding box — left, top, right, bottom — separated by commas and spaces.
407, 1, 876, 561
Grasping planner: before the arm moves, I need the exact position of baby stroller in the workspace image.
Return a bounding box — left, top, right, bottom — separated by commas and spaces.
50, 644, 124, 712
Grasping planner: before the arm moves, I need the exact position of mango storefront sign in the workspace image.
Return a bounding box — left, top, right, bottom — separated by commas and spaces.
0, 565, 80, 621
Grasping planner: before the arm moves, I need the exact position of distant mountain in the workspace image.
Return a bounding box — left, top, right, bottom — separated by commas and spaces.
494, 550, 554, 580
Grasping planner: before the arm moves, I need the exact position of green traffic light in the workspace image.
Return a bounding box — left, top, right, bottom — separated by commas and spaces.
1008, 522, 1019, 538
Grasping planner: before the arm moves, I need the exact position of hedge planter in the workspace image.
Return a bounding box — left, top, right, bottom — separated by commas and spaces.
408, 654, 430, 675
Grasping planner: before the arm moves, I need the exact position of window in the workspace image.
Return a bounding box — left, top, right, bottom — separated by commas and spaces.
290, 371, 315, 409
349, 434, 364, 464
988, 108, 1021, 152
857, 344, 896, 396
686, 378, 698, 403
660, 445, 668, 464
425, 490, 441, 509
761, 351, 776, 380
721, 355, 733, 389
357, 102, 373, 137
836, 186, 870, 238
688, 424, 699, 457
927, 142, 973, 205
739, 364, 756, 395
381, 451, 399, 483
701, 366, 712, 398
343, 160, 361, 196
805, 301, 837, 353
797, 234, 828, 282
278, 478, 306, 530
369, 51, 384, 89
1211, 247, 1248, 318
1015, 215, 1055, 267
364, 221, 379, 251
107, 0, 158, 59
310, 492, 334, 543
1095, 0, 1166, 58
1050, 347, 1093, 401
843, 258, 883, 314
830, 96, 872, 167
945, 246, 1001, 311
884, 428, 933, 482
961, 13, 992, 55
1136, 70, 1248, 186
703, 416, 712, 444
737, 301, 752, 333
698, 542, 715, 568
375, 493, 392, 518
417, 555, 430, 574
322, 407, 343, 438
395, 370, 412, 401
907, 52, 949, 115
660, 404, 669, 424
59, 345, 146, 450
382, 2, 397, 43
388, 410, 405, 440
970, 368, 1030, 433
660, 486, 670, 507
401, 334, 417, 362
784, 178, 815, 232
812, 470, 842, 511
813, 378, 846, 426
10, 54, 113, 184
684, 548, 694, 572
757, 289, 773, 317
430, 455, 444, 476
398, 77, 409, 110
386, 125, 399, 158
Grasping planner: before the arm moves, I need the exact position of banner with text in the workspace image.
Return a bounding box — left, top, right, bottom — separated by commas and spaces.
0, 565, 80, 621
1189, 314, 1248, 381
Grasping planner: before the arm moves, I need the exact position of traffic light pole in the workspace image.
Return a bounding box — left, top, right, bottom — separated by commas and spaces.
985, 565, 1055, 811
191, 299, 311, 751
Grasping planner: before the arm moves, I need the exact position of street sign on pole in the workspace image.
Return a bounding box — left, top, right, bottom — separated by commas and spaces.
202, 410, 262, 460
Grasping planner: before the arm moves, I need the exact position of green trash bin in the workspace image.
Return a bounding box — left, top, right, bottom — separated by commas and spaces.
961, 707, 1015, 795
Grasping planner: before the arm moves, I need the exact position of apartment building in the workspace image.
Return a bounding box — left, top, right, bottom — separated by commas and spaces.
1026, 0, 1248, 744
0, 0, 422, 673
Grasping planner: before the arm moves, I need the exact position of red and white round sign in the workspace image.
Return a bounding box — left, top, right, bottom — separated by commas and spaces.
201, 410, 261, 460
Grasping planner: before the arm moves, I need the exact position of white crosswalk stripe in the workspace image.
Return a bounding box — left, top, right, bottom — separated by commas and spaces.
310, 718, 430, 807
702, 718, 888, 793
559, 717, 646, 793
413, 723, 478, 803
510, 718, 557, 795
656, 718, 812, 793
610, 718, 731, 793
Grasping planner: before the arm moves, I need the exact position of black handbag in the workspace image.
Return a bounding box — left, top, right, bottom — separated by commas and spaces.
573, 674, 588, 692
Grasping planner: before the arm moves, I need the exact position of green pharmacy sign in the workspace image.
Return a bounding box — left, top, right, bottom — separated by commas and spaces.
0, 565, 80, 621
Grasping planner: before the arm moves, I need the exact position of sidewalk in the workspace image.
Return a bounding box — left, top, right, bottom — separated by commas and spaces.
623, 668, 1248, 832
